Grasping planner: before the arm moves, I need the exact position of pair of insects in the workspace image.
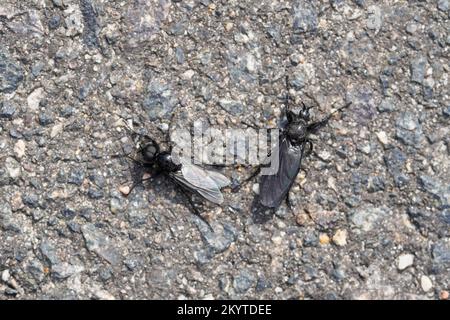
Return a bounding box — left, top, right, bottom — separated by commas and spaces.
123, 83, 350, 229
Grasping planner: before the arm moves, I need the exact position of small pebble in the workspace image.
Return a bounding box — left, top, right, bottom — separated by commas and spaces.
420, 275, 433, 292
38, 113, 54, 126
296, 213, 309, 226
406, 23, 417, 35
119, 185, 131, 196
317, 150, 331, 161
376, 131, 389, 146
224, 22, 233, 31
440, 290, 449, 300
93, 290, 116, 300
14, 140, 26, 158
377, 99, 395, 112
10, 192, 24, 211
319, 233, 330, 245
0, 101, 16, 119
397, 253, 414, 270
332, 229, 348, 246
48, 14, 61, 30
271, 235, 283, 246
1, 269, 10, 283
50, 123, 64, 138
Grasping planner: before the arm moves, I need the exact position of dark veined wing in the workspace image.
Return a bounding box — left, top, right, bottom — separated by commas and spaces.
170, 159, 230, 204
259, 135, 304, 208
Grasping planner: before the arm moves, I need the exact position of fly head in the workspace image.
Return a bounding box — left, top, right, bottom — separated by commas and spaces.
140, 138, 160, 164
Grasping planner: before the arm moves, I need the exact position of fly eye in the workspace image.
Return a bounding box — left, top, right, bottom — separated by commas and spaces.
301, 109, 310, 120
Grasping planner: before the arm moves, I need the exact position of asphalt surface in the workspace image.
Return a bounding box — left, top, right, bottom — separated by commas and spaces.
0, 0, 449, 299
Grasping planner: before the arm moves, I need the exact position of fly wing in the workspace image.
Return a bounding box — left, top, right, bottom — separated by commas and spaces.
170, 160, 227, 204
206, 170, 231, 188
259, 136, 304, 208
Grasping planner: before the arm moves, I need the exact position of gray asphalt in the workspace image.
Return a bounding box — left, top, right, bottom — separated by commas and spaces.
0, 0, 449, 299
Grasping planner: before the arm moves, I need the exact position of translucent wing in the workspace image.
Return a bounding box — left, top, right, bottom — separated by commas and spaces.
170, 159, 229, 204
259, 135, 304, 208
206, 170, 231, 188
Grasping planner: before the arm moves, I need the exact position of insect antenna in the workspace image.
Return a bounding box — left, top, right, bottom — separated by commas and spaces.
307, 101, 352, 133
163, 109, 178, 151
284, 75, 292, 113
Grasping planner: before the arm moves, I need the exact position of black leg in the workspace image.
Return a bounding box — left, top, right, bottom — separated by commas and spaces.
177, 186, 214, 232
285, 75, 291, 107
124, 174, 159, 197
232, 166, 261, 192
301, 100, 307, 111
121, 119, 153, 143
286, 192, 294, 211
241, 120, 259, 130
114, 143, 150, 167
126, 154, 145, 165
304, 140, 313, 157
307, 115, 332, 133
164, 107, 177, 145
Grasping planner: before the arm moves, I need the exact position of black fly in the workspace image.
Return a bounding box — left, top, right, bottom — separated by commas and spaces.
244, 77, 350, 212
122, 128, 230, 230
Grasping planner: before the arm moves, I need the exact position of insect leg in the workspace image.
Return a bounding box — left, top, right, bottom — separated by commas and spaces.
123, 171, 160, 196
241, 120, 260, 130
285, 192, 294, 211
304, 140, 313, 157
113, 143, 146, 166
232, 166, 261, 191
285, 75, 291, 108
116, 146, 143, 192
307, 115, 332, 133
163, 107, 178, 146
176, 186, 214, 232
241, 121, 277, 131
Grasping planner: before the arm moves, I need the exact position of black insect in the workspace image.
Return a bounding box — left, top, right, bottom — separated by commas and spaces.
243, 77, 350, 213
122, 129, 230, 229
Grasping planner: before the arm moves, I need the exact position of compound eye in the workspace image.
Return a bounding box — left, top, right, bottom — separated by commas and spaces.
301, 109, 310, 120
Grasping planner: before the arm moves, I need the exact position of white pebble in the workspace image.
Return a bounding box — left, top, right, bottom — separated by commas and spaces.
376, 131, 389, 145
14, 140, 26, 158
420, 275, 433, 292
27, 87, 44, 111
1, 269, 10, 283
332, 229, 348, 247
317, 150, 331, 161
118, 185, 131, 196
397, 253, 414, 270
50, 123, 64, 138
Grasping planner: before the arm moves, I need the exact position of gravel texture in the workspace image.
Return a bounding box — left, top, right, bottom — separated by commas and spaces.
0, 0, 449, 300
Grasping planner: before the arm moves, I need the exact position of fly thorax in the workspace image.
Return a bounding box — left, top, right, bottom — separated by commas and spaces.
286, 120, 308, 144
156, 152, 181, 172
